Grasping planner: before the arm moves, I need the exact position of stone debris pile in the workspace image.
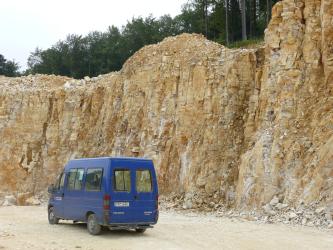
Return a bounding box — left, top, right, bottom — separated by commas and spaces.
160, 194, 333, 229
0, 193, 44, 206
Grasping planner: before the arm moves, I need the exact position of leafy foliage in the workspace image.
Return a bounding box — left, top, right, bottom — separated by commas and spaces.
27, 0, 280, 78
0, 54, 20, 77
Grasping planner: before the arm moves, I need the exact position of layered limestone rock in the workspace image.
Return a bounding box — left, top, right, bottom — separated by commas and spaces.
0, 0, 332, 212
0, 36, 258, 203
236, 0, 333, 209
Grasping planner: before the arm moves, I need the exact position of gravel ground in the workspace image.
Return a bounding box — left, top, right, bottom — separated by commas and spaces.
0, 206, 332, 250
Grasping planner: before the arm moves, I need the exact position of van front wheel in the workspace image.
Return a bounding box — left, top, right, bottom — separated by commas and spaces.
87, 214, 101, 235
48, 207, 59, 225
135, 228, 146, 233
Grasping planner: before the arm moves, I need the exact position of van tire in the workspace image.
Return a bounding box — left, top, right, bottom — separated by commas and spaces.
87, 214, 101, 235
48, 207, 59, 225
135, 228, 146, 233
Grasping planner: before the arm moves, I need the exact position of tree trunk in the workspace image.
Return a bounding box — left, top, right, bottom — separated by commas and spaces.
241, 0, 247, 40
249, 0, 257, 38
266, 0, 272, 25
225, 0, 229, 45
204, 0, 208, 38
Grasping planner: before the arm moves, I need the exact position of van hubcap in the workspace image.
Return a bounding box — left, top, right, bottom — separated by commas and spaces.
88, 218, 96, 230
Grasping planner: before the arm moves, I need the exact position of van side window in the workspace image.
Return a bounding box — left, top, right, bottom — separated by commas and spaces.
67, 168, 84, 191
136, 170, 152, 192
114, 170, 131, 192
85, 168, 103, 191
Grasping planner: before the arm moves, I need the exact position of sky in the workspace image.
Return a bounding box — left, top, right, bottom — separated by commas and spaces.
0, 0, 188, 71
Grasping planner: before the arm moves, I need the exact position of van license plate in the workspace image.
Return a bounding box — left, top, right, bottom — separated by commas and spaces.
114, 202, 129, 207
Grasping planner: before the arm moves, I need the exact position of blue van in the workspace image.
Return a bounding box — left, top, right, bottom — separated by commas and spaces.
47, 157, 159, 235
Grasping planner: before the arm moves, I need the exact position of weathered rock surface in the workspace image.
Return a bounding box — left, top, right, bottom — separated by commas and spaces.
2, 195, 16, 206
0, 0, 332, 221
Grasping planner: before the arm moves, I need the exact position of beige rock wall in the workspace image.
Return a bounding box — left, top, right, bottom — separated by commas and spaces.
0, 0, 332, 209
237, 0, 333, 208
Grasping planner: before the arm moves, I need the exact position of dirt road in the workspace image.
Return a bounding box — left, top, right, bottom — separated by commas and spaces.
0, 206, 332, 250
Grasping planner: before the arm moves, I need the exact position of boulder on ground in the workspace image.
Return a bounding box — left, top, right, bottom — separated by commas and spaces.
276, 203, 288, 210
2, 195, 16, 206
16, 192, 33, 205
25, 196, 41, 206
269, 196, 279, 206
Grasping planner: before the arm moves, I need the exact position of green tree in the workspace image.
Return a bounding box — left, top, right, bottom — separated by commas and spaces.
225, 0, 229, 45
0, 54, 20, 77
26, 0, 281, 78
241, 0, 247, 40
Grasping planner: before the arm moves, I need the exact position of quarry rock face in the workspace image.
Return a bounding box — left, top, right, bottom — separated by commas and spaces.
0, 0, 332, 211
237, 0, 333, 209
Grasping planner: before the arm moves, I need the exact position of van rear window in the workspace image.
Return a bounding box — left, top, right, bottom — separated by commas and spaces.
136, 170, 152, 192
85, 168, 103, 191
114, 170, 131, 192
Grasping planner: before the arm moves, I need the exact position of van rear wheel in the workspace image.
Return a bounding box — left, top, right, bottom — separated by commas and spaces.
48, 207, 59, 225
135, 228, 146, 233
87, 214, 101, 235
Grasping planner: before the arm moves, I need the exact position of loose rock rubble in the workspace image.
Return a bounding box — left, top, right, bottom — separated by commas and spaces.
0, 193, 44, 206
0, 0, 333, 220
160, 194, 333, 229
1, 195, 16, 206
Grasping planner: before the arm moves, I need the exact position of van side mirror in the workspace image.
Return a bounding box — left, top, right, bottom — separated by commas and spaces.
48, 184, 56, 194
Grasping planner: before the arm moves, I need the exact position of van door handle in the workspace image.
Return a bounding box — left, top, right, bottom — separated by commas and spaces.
134, 195, 138, 200
61, 192, 64, 198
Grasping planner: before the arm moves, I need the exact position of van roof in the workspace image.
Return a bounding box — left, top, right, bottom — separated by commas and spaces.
69, 156, 152, 162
